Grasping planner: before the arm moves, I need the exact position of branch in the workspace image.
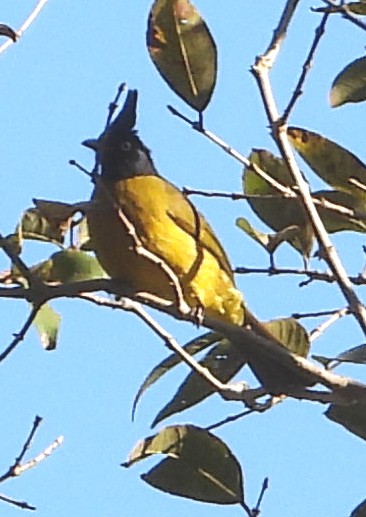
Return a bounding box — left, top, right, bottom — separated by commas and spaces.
314, 0, 366, 32
0, 275, 365, 404
309, 308, 349, 342
282, 11, 329, 122
0, 0, 48, 55
0, 416, 63, 512
251, 22, 366, 335
260, 0, 301, 68
0, 304, 41, 363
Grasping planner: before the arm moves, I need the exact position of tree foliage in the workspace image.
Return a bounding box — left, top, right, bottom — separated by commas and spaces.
1, 1, 366, 515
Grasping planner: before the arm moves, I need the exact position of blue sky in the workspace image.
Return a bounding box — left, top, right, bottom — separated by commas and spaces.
1, 1, 366, 516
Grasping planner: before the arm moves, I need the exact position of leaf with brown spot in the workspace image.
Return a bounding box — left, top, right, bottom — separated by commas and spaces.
288, 127, 366, 200
147, 0, 217, 111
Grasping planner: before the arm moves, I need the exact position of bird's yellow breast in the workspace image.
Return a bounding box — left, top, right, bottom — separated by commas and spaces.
87, 175, 244, 325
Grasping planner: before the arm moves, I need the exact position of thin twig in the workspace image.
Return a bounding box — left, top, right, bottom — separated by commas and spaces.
314, 0, 366, 32
0, 232, 34, 286
105, 83, 126, 129
309, 308, 349, 342
168, 105, 294, 197
0, 416, 42, 483
0, 0, 48, 55
0, 304, 41, 363
0, 493, 35, 511
293, 307, 349, 319
14, 436, 64, 476
261, 0, 301, 68
252, 478, 269, 517
282, 11, 329, 122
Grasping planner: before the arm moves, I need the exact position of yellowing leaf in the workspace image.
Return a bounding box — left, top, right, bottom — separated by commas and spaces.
33, 303, 61, 350
147, 0, 217, 111
330, 56, 366, 108
288, 127, 366, 200
123, 425, 245, 505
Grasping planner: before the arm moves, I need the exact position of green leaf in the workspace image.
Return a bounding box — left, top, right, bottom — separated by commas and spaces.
347, 2, 366, 15
351, 499, 366, 517
313, 344, 366, 369
123, 425, 245, 505
152, 339, 247, 427
147, 0, 217, 111
33, 304, 61, 350
132, 331, 220, 420
314, 190, 366, 233
288, 127, 366, 200
236, 217, 304, 255
262, 318, 310, 357
31, 249, 108, 284
243, 149, 314, 258
325, 403, 366, 441
330, 56, 366, 107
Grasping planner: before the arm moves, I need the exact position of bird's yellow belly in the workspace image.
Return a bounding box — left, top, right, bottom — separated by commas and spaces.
87, 176, 244, 325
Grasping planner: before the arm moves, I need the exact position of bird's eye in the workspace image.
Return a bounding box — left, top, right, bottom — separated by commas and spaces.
120, 141, 132, 151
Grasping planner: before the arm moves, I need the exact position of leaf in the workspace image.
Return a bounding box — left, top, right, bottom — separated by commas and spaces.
123, 425, 244, 505
243, 149, 314, 258
325, 403, 366, 441
330, 56, 366, 107
314, 190, 366, 233
31, 249, 108, 284
0, 24, 17, 41
262, 318, 310, 357
236, 217, 304, 255
287, 127, 366, 199
132, 331, 220, 420
313, 344, 366, 369
16, 202, 75, 246
351, 499, 366, 517
147, 0, 217, 111
348, 2, 366, 15
152, 338, 247, 427
33, 303, 61, 350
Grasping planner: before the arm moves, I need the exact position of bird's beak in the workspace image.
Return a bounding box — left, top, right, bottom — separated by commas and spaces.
82, 138, 99, 151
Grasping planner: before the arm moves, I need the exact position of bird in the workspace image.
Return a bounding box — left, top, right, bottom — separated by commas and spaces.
82, 91, 318, 394
83, 89, 248, 326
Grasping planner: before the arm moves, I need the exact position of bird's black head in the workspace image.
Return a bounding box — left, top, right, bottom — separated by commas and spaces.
82, 89, 158, 180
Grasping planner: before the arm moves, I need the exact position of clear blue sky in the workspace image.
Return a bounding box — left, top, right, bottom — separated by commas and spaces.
1, 1, 365, 516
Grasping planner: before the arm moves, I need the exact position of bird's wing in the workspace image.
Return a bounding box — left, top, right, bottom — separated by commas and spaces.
166, 193, 235, 282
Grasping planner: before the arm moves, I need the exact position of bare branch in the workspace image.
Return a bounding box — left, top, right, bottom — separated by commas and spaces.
251, 22, 366, 335
0, 415, 62, 512
309, 308, 349, 342
314, 0, 366, 32
282, 11, 329, 122
261, 0, 301, 68
0, 0, 48, 55
0, 304, 41, 364
0, 493, 35, 511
